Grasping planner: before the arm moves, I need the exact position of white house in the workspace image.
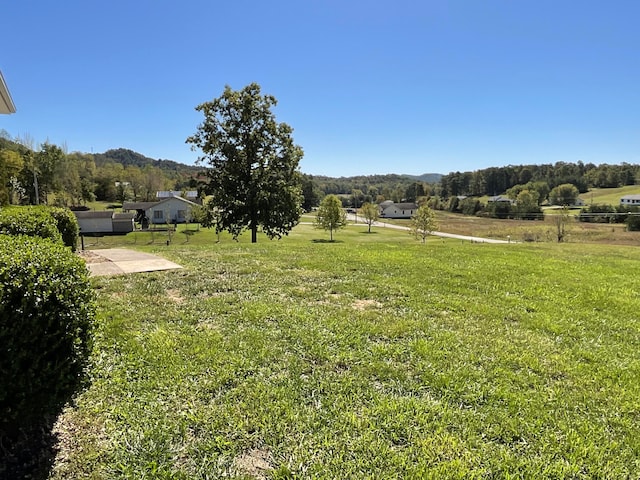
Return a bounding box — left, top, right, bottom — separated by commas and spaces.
379, 201, 419, 219
0, 70, 16, 114
124, 196, 198, 225
620, 194, 640, 206
148, 196, 198, 224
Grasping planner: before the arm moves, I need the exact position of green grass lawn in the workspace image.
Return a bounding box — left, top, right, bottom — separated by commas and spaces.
54, 223, 640, 478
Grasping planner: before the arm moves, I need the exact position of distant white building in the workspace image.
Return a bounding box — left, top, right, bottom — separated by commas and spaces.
379, 201, 419, 219
620, 194, 640, 206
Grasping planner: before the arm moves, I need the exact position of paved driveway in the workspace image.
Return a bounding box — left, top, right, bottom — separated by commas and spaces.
80, 248, 183, 276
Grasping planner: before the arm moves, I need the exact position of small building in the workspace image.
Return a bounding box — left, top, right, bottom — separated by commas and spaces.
112, 213, 136, 233
379, 202, 419, 219
74, 211, 135, 235
74, 211, 114, 234
620, 194, 640, 206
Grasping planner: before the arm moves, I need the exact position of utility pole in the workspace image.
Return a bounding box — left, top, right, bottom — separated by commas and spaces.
33, 168, 39, 205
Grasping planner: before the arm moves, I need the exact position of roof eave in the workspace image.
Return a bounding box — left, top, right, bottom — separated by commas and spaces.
0, 71, 16, 114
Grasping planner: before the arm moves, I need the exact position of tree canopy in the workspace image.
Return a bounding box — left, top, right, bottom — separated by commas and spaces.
186, 83, 303, 243
315, 194, 347, 241
549, 183, 580, 206
410, 205, 438, 243
360, 202, 379, 233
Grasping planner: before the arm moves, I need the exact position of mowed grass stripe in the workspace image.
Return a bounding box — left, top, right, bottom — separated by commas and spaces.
53, 225, 640, 478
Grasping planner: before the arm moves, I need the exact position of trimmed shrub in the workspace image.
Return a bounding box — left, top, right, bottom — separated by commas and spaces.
0, 235, 95, 433
0, 206, 62, 243
49, 206, 80, 251
627, 214, 640, 231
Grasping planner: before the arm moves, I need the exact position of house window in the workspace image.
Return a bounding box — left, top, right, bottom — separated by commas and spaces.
153, 210, 164, 220
177, 210, 186, 219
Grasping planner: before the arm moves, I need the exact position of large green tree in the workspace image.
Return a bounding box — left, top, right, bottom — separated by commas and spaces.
514, 189, 542, 220
34, 142, 65, 204
549, 183, 579, 206
0, 149, 24, 205
187, 83, 303, 243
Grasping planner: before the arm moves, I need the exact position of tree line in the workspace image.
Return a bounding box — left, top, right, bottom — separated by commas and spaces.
0, 131, 200, 206
3, 126, 639, 213
439, 162, 638, 198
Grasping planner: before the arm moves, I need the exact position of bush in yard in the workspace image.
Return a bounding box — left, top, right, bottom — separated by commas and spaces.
48, 206, 80, 251
626, 214, 640, 231
0, 234, 95, 434
0, 206, 62, 243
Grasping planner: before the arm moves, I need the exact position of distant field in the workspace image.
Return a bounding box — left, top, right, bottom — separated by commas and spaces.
78, 210, 640, 250
52, 223, 640, 478
411, 211, 640, 246
579, 185, 640, 206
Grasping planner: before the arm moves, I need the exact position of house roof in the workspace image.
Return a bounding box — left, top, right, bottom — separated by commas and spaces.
155, 196, 198, 207
123, 196, 198, 211
382, 202, 418, 210
0, 71, 16, 114
157, 190, 198, 199
113, 212, 136, 220
73, 211, 114, 219
621, 194, 640, 200
123, 201, 160, 210
488, 195, 513, 203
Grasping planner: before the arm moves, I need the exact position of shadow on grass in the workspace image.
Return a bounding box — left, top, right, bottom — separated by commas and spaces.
358, 231, 379, 235
311, 239, 344, 243
1, 417, 58, 480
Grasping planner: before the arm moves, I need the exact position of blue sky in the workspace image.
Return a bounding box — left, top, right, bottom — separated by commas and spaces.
2, 0, 639, 177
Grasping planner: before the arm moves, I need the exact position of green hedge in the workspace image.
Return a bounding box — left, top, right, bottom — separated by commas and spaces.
0, 206, 62, 243
0, 206, 80, 250
0, 235, 95, 432
49, 206, 80, 251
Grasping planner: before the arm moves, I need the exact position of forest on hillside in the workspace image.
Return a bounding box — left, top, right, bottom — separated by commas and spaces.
439, 162, 639, 197
0, 131, 202, 206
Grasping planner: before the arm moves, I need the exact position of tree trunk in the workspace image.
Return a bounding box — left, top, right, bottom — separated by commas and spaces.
250, 205, 258, 243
